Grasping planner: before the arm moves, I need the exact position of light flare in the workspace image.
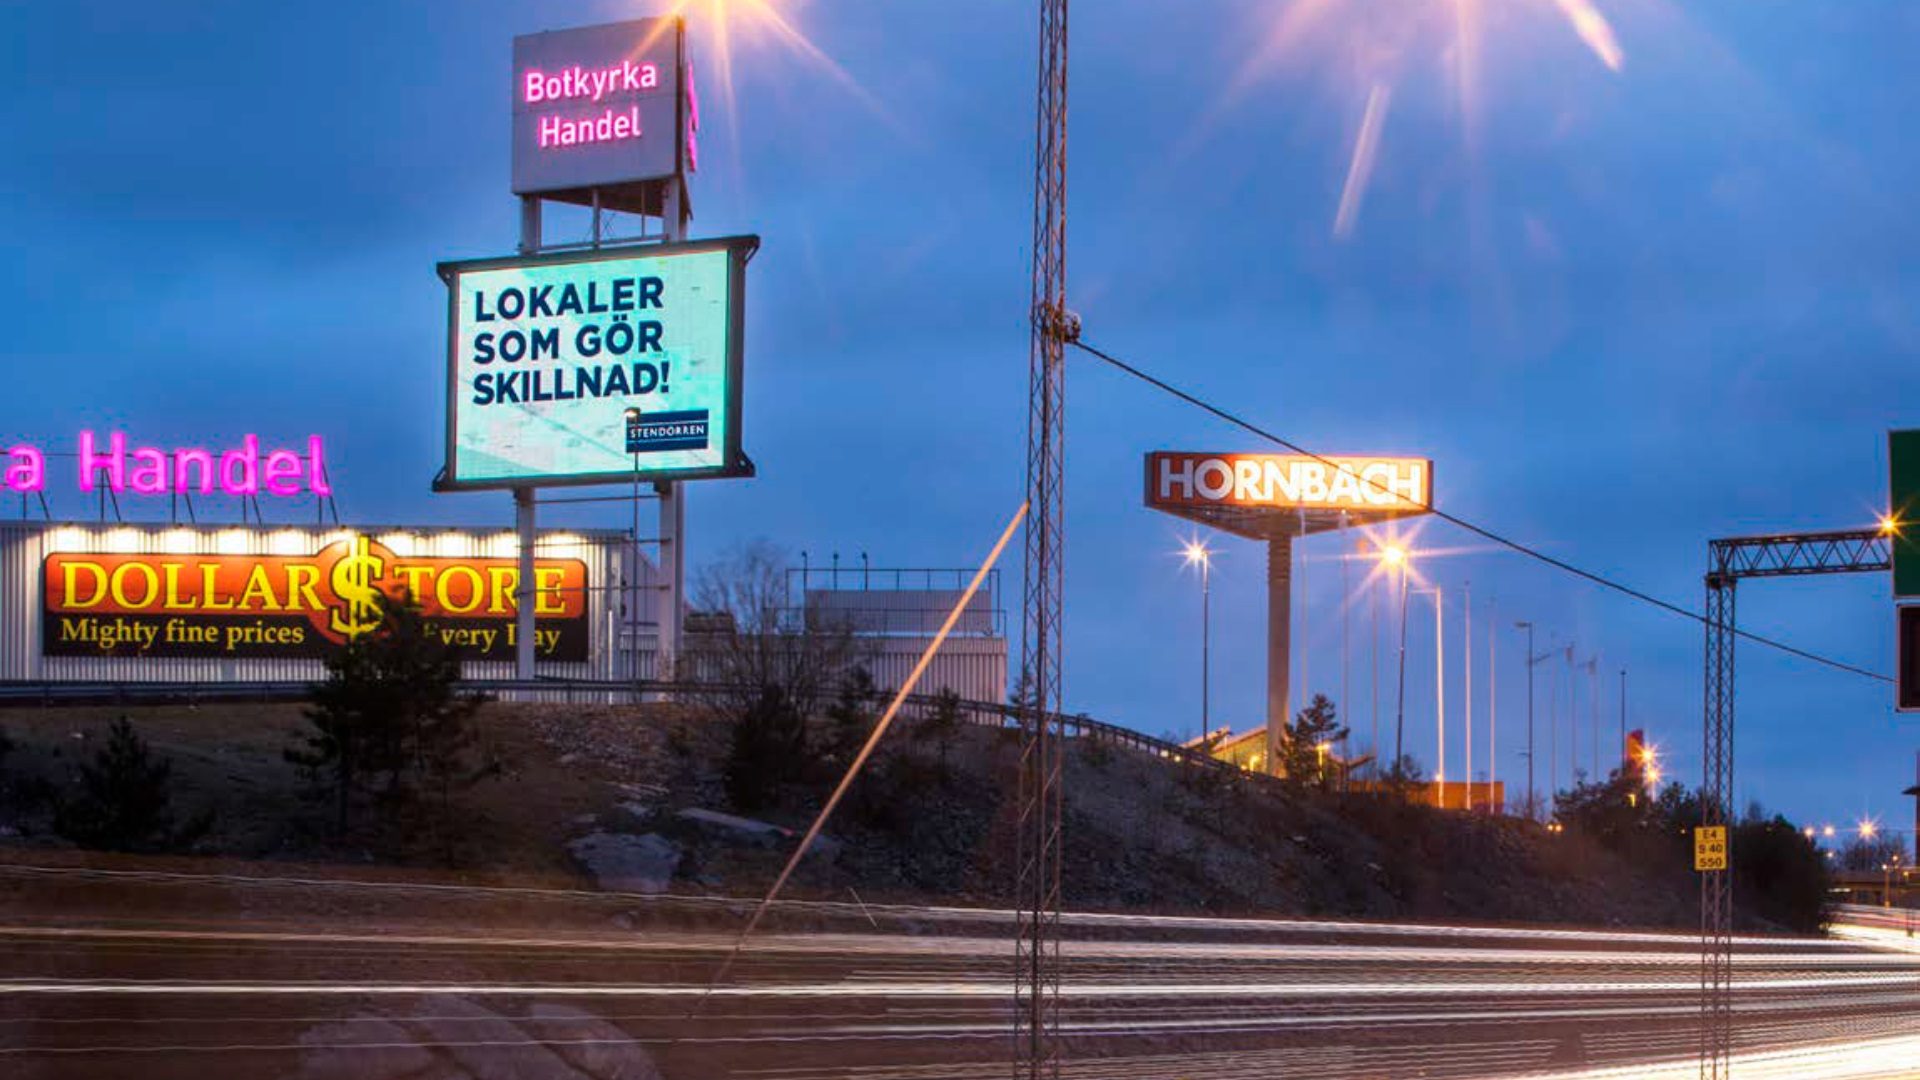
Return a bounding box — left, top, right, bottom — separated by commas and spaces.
639, 0, 896, 186
1333, 83, 1392, 239
1220, 0, 1630, 239
1551, 0, 1627, 72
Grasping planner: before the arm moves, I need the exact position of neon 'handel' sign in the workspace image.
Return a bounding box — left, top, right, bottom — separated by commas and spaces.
2, 433, 332, 498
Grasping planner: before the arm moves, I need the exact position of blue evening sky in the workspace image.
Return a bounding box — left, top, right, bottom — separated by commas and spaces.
4, 1, 1917, 840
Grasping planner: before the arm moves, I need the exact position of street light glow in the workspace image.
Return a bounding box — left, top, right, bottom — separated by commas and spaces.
1879, 512, 1901, 537
1859, 818, 1878, 840
1379, 544, 1407, 567
1181, 539, 1213, 569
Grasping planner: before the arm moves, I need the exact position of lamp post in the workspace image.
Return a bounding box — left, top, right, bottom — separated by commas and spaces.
1414, 585, 1444, 807
1464, 581, 1472, 811
1183, 540, 1214, 747
1383, 545, 1410, 780
624, 406, 643, 682
1515, 620, 1545, 820
1487, 595, 1497, 813
1367, 537, 1381, 777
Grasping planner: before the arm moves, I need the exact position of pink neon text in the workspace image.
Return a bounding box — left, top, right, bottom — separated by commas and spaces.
523, 62, 659, 105
74, 432, 333, 498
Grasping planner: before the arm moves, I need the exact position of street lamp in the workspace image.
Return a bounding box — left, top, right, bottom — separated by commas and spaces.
1413, 585, 1444, 807
1514, 620, 1550, 820
1385, 544, 1412, 783
623, 406, 644, 681
1182, 539, 1214, 747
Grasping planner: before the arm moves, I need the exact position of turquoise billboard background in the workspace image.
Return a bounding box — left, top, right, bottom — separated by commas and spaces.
443, 242, 742, 487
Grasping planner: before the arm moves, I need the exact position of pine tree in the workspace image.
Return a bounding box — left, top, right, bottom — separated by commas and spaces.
1281, 694, 1349, 788
288, 592, 482, 833
56, 718, 207, 852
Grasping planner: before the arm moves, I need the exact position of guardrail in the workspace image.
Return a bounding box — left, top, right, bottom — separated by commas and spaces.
0, 677, 1250, 781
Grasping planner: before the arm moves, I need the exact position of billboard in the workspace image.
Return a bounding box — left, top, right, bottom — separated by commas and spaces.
1145, 452, 1431, 513
1891, 429, 1920, 597
437, 237, 755, 490
1899, 605, 1920, 713
42, 535, 589, 662
512, 17, 689, 201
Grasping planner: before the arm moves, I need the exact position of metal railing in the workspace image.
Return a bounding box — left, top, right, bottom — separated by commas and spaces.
0, 676, 1249, 781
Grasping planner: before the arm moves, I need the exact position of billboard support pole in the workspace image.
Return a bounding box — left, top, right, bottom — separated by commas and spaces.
515, 488, 537, 678
1266, 533, 1293, 777
655, 176, 688, 683
513, 195, 543, 683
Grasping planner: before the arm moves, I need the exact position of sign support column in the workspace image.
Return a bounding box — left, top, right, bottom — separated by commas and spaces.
1266, 533, 1293, 775
513, 195, 542, 682
655, 175, 688, 683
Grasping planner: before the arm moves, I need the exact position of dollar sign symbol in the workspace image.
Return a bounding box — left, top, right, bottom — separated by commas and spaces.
328, 536, 385, 639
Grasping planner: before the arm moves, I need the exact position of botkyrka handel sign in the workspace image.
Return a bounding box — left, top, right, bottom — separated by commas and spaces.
511, 16, 695, 200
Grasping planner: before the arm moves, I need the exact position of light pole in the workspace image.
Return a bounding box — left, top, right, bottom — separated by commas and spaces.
1618, 667, 1628, 772
1414, 585, 1444, 807
624, 406, 643, 683
1515, 620, 1546, 820
1488, 595, 1497, 813
1368, 538, 1381, 777
1464, 581, 1472, 811
1340, 512, 1351, 769
1182, 539, 1214, 747
1384, 545, 1410, 780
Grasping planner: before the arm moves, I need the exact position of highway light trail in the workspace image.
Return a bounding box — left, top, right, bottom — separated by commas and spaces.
4, 865, 1915, 1077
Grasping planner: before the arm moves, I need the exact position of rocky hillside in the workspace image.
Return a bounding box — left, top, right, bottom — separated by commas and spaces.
0, 700, 1714, 930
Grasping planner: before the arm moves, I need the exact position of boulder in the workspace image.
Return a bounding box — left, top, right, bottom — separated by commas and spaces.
569, 831, 682, 894
674, 807, 841, 860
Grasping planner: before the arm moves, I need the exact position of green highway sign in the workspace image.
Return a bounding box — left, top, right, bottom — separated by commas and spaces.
1892, 430, 1920, 597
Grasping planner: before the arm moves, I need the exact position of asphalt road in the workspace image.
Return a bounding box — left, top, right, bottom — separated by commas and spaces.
3, 860, 1918, 1079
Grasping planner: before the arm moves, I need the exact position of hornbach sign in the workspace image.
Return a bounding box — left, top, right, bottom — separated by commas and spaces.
1146, 453, 1431, 513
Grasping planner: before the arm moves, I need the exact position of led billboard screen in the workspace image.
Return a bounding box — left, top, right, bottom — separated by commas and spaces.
438, 236, 755, 490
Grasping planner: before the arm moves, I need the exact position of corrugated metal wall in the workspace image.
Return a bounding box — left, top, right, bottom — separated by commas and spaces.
860, 635, 1007, 707
0, 521, 645, 683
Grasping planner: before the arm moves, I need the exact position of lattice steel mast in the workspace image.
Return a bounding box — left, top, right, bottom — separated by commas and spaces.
1698, 527, 1890, 1079
1015, 0, 1072, 1075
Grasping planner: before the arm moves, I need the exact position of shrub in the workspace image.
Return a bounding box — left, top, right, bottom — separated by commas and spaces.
823, 667, 879, 769
55, 718, 209, 853
288, 592, 484, 834
724, 685, 808, 812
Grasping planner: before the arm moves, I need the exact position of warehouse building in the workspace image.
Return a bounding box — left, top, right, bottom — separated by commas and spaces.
0, 520, 1005, 704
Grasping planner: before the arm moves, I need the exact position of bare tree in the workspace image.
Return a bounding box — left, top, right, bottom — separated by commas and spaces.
690, 542, 873, 808
690, 541, 870, 717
